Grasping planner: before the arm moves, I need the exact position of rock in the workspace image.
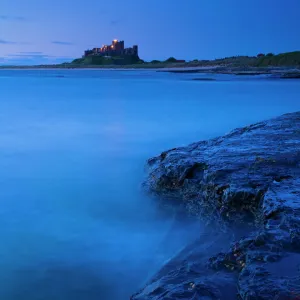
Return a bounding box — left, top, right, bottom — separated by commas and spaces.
165, 69, 205, 74
192, 78, 216, 81
233, 72, 269, 76
280, 71, 300, 79
133, 112, 300, 299
131, 231, 240, 300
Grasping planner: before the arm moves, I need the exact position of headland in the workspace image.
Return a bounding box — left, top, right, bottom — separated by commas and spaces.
1, 39, 300, 75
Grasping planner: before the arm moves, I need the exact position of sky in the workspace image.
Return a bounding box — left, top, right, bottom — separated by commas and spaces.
0, 0, 300, 65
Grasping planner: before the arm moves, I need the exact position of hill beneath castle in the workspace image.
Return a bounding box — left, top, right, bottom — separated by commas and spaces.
69, 51, 300, 68
71, 54, 142, 66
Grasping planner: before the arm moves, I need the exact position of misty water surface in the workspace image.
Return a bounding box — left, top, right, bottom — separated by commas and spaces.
0, 70, 299, 299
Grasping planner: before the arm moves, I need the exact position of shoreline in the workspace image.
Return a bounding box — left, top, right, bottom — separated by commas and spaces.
1, 51, 299, 72
0, 64, 223, 71
1, 65, 299, 79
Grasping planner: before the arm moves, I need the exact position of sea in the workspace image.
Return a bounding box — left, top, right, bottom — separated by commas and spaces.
0, 69, 299, 300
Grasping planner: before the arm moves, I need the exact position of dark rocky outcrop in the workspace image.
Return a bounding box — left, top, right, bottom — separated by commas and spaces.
132, 112, 300, 299
233, 72, 270, 76
192, 78, 216, 81
280, 71, 300, 79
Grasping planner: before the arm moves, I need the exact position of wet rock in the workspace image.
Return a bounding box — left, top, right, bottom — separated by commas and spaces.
131, 232, 239, 300
192, 78, 216, 81
133, 112, 300, 299
233, 72, 269, 76
280, 71, 300, 79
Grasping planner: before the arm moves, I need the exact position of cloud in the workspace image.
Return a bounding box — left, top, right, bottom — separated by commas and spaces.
0, 15, 26, 21
0, 39, 16, 44
0, 39, 31, 45
1, 52, 73, 66
7, 54, 48, 58
52, 41, 74, 46
19, 51, 44, 55
7, 52, 46, 57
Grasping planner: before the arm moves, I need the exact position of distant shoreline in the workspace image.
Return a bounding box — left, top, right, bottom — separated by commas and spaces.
0, 63, 213, 70
1, 51, 300, 71
1, 51, 300, 78
0, 65, 299, 79
0, 64, 299, 71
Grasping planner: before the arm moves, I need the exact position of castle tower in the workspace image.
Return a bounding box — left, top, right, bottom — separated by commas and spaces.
111, 40, 124, 55
132, 45, 138, 56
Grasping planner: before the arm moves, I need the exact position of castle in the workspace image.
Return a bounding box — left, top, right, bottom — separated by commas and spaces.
83, 40, 138, 57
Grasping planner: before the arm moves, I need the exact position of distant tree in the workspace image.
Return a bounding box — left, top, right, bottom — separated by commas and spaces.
266, 53, 275, 57
165, 57, 177, 63
257, 53, 265, 58
151, 60, 161, 64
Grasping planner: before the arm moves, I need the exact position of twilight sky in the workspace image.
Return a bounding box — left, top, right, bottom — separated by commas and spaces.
0, 0, 299, 65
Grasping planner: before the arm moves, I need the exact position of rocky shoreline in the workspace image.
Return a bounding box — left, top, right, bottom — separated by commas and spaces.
132, 112, 300, 299
1, 65, 299, 77
165, 67, 300, 79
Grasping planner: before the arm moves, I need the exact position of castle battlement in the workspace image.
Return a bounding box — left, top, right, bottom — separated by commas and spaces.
83, 40, 138, 58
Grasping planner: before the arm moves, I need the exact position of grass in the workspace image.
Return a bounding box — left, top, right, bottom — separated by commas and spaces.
71, 55, 142, 66
254, 51, 300, 67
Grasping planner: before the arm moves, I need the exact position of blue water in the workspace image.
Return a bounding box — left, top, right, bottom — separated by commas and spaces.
0, 69, 299, 299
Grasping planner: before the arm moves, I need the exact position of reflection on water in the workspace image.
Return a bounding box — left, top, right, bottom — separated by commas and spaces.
0, 70, 299, 299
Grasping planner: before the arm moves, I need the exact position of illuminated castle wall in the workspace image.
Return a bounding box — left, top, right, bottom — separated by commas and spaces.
84, 40, 138, 57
